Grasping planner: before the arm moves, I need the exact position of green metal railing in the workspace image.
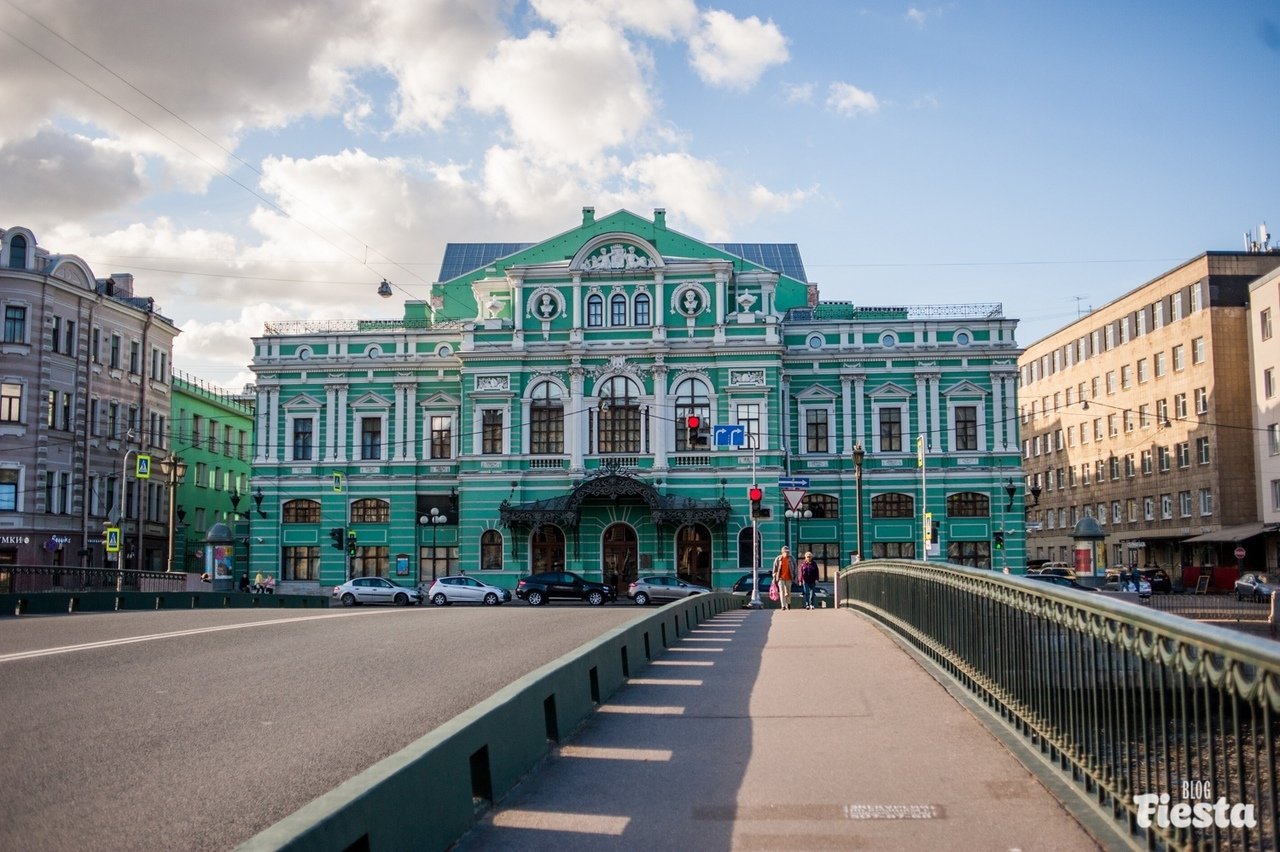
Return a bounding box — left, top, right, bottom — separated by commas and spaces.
840, 560, 1279, 850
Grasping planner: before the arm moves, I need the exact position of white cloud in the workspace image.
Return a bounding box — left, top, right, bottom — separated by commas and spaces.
783, 82, 815, 104
906, 7, 929, 27
827, 82, 880, 117
468, 22, 656, 166
688, 10, 789, 90
0, 128, 144, 229
530, 0, 699, 39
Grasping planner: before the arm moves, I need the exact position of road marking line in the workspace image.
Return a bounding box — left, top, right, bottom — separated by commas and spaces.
0, 609, 402, 663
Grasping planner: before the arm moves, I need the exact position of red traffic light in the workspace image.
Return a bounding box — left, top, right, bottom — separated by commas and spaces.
686, 414, 701, 429
748, 486, 763, 501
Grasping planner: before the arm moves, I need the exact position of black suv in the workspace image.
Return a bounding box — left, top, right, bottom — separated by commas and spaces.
515, 571, 617, 606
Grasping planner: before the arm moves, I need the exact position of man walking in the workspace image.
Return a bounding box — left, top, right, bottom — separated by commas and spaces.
771, 546, 794, 610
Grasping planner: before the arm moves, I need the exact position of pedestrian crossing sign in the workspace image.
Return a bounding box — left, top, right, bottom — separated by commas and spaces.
136, 454, 151, 479
105, 527, 121, 553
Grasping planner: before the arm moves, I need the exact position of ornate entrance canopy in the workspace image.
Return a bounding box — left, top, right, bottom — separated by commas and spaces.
499, 473, 730, 529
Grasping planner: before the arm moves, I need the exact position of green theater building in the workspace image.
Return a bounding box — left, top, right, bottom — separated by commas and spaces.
248, 208, 1027, 594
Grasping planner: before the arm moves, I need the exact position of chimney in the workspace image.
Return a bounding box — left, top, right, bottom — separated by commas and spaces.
110, 273, 135, 296
653, 208, 666, 228
582, 207, 595, 226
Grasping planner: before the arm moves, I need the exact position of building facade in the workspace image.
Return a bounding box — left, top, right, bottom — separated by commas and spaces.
170, 371, 255, 574
1249, 265, 1280, 570
0, 226, 179, 570
1019, 251, 1280, 582
247, 209, 1026, 593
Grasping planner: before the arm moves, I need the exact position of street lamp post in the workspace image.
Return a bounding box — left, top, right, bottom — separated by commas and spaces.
852, 443, 866, 561
115, 431, 138, 592
421, 507, 448, 582
1003, 480, 1018, 573
157, 455, 188, 572
783, 507, 813, 557
747, 433, 762, 610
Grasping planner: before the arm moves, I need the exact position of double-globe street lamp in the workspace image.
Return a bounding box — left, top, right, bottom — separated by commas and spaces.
420, 506, 448, 583
852, 442, 866, 562
156, 455, 188, 572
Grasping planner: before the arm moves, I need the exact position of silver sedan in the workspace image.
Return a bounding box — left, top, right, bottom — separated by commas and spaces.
627, 575, 711, 605
427, 575, 512, 606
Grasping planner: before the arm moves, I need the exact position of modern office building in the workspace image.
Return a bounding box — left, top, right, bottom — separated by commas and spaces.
247, 208, 1027, 593
1249, 263, 1280, 571
0, 226, 179, 570
1018, 250, 1280, 582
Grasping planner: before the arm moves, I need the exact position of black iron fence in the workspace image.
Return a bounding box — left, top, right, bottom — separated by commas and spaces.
840, 561, 1279, 850
1144, 593, 1273, 624
0, 564, 190, 595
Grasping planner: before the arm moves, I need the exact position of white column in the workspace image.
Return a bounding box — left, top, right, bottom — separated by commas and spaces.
267, 387, 279, 462
255, 387, 269, 463
929, 376, 941, 452
336, 386, 348, 461
569, 365, 585, 472
992, 374, 1005, 450
521, 397, 532, 455
652, 363, 669, 470
840, 375, 853, 455
915, 374, 928, 450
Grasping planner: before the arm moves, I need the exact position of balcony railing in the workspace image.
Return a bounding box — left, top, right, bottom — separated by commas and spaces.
0, 565, 189, 594
839, 560, 1280, 850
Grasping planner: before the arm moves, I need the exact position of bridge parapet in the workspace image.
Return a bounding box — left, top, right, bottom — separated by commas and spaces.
839, 559, 1280, 849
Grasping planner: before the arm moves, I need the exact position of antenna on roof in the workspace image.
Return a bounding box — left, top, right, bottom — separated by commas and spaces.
1072, 295, 1089, 317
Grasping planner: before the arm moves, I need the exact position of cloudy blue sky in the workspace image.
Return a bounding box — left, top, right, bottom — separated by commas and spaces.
2, 0, 1277, 388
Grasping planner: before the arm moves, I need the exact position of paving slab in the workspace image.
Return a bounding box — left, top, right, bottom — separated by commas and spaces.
458, 606, 1101, 850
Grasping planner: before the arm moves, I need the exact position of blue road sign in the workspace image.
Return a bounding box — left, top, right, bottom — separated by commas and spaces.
778, 476, 810, 489
713, 424, 746, 447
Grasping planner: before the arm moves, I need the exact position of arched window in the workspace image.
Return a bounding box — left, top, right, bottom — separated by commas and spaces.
7, 235, 27, 269
530, 381, 564, 454
737, 527, 759, 570
602, 523, 637, 592
946, 492, 990, 517
610, 294, 628, 326
350, 498, 390, 523
802, 493, 839, 518
634, 293, 651, 326
282, 499, 321, 523
597, 375, 642, 453
871, 493, 914, 518
586, 294, 603, 327
672, 376, 710, 451
530, 524, 565, 573
481, 529, 503, 570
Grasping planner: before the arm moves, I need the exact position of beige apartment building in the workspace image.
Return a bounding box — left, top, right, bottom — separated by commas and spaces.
1249, 265, 1280, 570
1018, 251, 1280, 587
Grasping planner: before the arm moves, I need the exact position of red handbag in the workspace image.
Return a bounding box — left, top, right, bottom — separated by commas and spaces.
768, 582, 779, 602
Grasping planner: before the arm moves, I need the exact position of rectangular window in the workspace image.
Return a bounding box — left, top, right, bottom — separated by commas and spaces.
1108, 414, 1118, 437
192, 414, 202, 446
1154, 351, 1166, 377
360, 417, 382, 460
0, 382, 20, 422
1127, 498, 1138, 522
1179, 491, 1192, 518
610, 296, 627, 326
1124, 409, 1134, 433
1124, 454, 1135, 478
1191, 336, 1205, 365
109, 333, 121, 369
430, 415, 452, 459
1266, 368, 1275, 400
1196, 436, 1210, 465
90, 327, 100, 362
1269, 424, 1280, 456
1136, 309, 1147, 336
1137, 358, 1148, 383
1172, 344, 1185, 371
129, 340, 140, 374
1194, 387, 1208, 414
1177, 442, 1190, 468
805, 408, 830, 453
1139, 404, 1151, 428
1121, 364, 1132, 389
46, 390, 55, 428
1199, 489, 1212, 517
1154, 301, 1164, 328
49, 316, 61, 351
1109, 456, 1120, 480
3, 305, 26, 343
1171, 293, 1184, 322
1263, 308, 1274, 341
1174, 393, 1187, 419
292, 418, 313, 461
1160, 493, 1173, 520
108, 402, 119, 439
1106, 371, 1116, 394
1144, 497, 1154, 521
736, 403, 761, 450
878, 407, 902, 452
1156, 398, 1169, 425
482, 409, 503, 454
1273, 480, 1280, 511
1158, 445, 1171, 472
282, 546, 320, 581
1141, 450, 1152, 474
60, 392, 71, 431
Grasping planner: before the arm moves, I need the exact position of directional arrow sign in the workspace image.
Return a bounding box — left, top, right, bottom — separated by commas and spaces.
778, 476, 810, 489
713, 424, 746, 448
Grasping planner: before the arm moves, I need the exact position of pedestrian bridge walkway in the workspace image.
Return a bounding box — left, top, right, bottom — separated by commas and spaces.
457, 606, 1099, 850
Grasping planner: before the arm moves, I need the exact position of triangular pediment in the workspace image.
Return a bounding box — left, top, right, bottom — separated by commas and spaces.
349, 391, 391, 409
282, 394, 322, 410
420, 392, 460, 408
868, 382, 912, 399
943, 380, 987, 397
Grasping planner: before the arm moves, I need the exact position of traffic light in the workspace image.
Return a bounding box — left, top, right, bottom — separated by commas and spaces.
993, 530, 1005, 550
685, 413, 705, 449
347, 530, 358, 557
749, 485, 763, 518
329, 527, 345, 550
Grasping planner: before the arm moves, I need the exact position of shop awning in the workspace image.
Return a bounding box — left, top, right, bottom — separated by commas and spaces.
1182, 522, 1274, 544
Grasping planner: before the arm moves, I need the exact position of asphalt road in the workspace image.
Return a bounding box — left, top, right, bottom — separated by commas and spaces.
0, 601, 642, 851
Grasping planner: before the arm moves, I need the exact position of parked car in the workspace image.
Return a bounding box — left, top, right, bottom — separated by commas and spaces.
1024, 574, 1097, 592
426, 575, 512, 606
1101, 574, 1152, 597
729, 573, 831, 604
331, 577, 424, 606
1234, 572, 1278, 602
628, 575, 711, 605
1135, 568, 1172, 594
1030, 562, 1077, 581
515, 571, 617, 606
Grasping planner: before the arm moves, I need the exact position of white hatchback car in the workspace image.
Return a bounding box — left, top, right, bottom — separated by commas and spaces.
426, 575, 512, 606
331, 577, 424, 607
